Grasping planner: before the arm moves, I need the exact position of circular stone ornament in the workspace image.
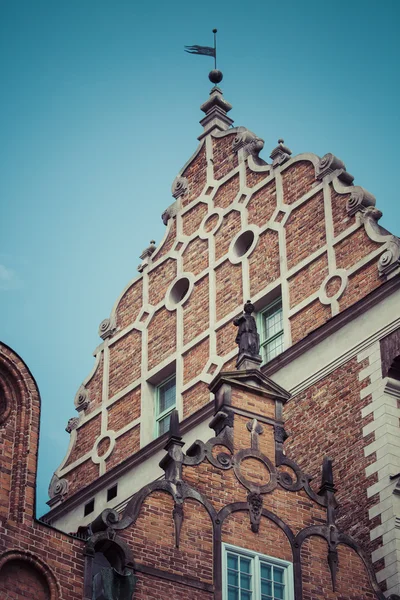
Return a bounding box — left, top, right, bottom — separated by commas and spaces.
319, 269, 348, 305
165, 273, 195, 311
229, 226, 259, 264
92, 431, 116, 463
199, 209, 223, 239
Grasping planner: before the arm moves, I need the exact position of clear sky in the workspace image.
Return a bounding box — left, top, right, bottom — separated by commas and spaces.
1, 0, 399, 517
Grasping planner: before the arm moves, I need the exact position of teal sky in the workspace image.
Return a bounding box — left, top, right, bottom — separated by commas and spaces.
1, 0, 399, 517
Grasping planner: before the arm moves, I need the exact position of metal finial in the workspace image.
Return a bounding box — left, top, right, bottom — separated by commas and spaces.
213, 29, 217, 70
209, 69, 223, 84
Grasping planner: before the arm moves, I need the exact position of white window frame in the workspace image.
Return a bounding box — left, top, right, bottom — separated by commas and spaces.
222, 543, 294, 600
258, 297, 284, 364
155, 374, 176, 437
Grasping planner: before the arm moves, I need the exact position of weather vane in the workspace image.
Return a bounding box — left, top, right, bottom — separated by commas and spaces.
185, 29, 223, 85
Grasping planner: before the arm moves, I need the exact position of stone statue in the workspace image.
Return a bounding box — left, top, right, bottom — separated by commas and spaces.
233, 300, 260, 357
93, 567, 136, 600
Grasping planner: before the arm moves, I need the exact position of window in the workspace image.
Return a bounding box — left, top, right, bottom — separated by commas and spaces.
259, 299, 284, 363
107, 484, 118, 502
223, 545, 293, 600
155, 375, 176, 436
84, 498, 95, 516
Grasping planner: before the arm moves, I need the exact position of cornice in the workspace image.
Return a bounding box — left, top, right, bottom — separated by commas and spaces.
41, 401, 215, 523
262, 275, 400, 381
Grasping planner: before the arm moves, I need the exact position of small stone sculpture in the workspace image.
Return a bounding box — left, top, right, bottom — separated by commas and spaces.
92, 567, 136, 600
233, 300, 260, 356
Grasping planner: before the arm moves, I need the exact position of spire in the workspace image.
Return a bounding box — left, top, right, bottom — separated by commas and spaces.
184, 29, 233, 139
198, 80, 233, 140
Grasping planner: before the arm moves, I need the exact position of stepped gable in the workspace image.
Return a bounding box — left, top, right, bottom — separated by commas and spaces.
48, 84, 400, 507
81, 367, 400, 600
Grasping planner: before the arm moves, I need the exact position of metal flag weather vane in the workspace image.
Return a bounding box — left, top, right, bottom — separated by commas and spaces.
185, 29, 218, 70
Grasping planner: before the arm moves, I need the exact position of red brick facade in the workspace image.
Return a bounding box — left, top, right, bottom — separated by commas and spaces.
2, 84, 400, 599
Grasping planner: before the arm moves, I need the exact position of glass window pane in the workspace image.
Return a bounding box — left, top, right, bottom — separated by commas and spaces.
158, 377, 176, 414
261, 564, 272, 580
240, 574, 251, 590
158, 413, 171, 435
228, 571, 239, 586
228, 588, 239, 600
273, 568, 284, 584
240, 558, 251, 574
265, 334, 284, 361
264, 304, 283, 339
228, 554, 238, 570
241, 592, 251, 600
261, 580, 272, 595
274, 583, 284, 600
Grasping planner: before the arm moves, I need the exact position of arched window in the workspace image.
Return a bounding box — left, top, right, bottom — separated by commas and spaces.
84, 532, 136, 600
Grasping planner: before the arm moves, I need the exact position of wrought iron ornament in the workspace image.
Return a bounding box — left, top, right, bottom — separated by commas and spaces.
185, 29, 223, 83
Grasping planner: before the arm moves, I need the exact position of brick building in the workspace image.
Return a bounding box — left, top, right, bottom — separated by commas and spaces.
1, 71, 400, 599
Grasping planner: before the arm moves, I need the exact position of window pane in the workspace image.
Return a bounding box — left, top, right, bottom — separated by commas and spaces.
260, 564, 272, 580
241, 592, 251, 600
228, 554, 238, 570
158, 377, 176, 414
265, 333, 284, 362
261, 580, 272, 595
228, 571, 239, 586
274, 583, 284, 600
264, 304, 283, 339
228, 589, 239, 600
240, 558, 251, 574
240, 574, 251, 590
273, 568, 284, 584
158, 413, 171, 435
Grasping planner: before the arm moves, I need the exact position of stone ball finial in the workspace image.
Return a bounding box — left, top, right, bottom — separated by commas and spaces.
209, 69, 223, 84
278, 138, 284, 145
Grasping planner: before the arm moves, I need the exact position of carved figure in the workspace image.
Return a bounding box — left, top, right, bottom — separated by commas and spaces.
247, 491, 263, 533
92, 567, 136, 600
233, 300, 260, 357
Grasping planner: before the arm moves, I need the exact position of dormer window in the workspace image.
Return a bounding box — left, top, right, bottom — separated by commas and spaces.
155, 375, 176, 436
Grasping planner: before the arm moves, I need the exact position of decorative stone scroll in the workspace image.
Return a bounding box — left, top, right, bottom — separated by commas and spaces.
74, 384, 90, 412
378, 238, 400, 278
65, 417, 79, 433
98, 316, 116, 340
161, 199, 179, 225
346, 186, 376, 216
316, 153, 354, 184
48, 473, 68, 500
232, 129, 264, 160
171, 175, 189, 199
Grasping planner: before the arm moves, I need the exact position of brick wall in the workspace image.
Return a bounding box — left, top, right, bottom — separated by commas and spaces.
284, 357, 381, 561
51, 127, 398, 534
0, 343, 85, 598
